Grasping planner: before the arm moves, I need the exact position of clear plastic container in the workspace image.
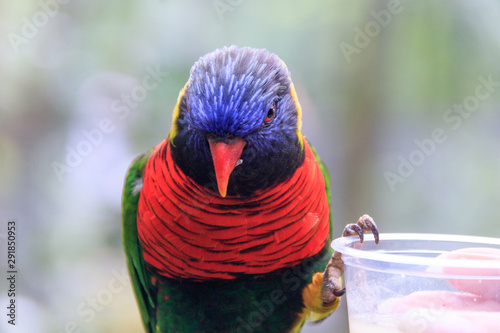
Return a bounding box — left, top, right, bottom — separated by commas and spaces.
331, 233, 500, 332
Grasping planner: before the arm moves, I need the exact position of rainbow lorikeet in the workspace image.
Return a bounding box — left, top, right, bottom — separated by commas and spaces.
122, 46, 378, 333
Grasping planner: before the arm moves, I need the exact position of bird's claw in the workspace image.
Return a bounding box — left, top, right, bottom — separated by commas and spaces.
333, 287, 346, 298
321, 252, 345, 305
321, 214, 379, 305
342, 214, 379, 244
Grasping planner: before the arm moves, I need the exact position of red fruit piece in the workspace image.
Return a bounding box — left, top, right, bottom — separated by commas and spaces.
438, 247, 500, 300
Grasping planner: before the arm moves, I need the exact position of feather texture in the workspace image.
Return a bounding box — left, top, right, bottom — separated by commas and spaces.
137, 137, 329, 280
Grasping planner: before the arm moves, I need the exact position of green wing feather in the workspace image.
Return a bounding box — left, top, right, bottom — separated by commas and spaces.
307, 138, 333, 241
122, 152, 155, 333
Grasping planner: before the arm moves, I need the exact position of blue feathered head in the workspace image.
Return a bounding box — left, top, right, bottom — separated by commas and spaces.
170, 46, 305, 197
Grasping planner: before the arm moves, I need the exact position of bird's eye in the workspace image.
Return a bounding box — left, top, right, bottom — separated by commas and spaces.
264, 106, 276, 124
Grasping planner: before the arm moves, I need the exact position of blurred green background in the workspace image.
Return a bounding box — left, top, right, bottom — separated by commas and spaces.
1, 0, 500, 332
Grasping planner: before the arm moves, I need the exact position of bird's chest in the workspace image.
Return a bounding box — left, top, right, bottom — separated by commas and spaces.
137, 141, 330, 280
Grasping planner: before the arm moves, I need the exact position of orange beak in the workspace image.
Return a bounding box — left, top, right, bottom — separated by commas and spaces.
208, 138, 246, 197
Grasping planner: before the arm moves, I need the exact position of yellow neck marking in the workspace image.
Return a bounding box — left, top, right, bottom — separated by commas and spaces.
289, 81, 304, 150
169, 80, 189, 145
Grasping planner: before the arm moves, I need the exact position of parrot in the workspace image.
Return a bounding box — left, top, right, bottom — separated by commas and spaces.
122, 45, 379, 333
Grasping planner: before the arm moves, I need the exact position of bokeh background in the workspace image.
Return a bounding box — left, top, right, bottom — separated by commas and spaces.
1, 0, 500, 332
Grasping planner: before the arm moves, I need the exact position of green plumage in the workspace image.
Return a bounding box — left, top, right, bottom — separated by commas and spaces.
122, 152, 155, 331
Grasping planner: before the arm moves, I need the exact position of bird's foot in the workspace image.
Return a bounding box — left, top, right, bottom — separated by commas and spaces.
342, 214, 379, 244
321, 252, 346, 305
321, 214, 379, 305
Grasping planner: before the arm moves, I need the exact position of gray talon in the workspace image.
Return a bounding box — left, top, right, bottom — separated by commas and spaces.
342, 223, 364, 242
356, 214, 379, 244
333, 288, 346, 297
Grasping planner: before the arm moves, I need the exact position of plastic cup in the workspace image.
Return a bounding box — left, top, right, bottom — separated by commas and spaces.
331, 233, 500, 333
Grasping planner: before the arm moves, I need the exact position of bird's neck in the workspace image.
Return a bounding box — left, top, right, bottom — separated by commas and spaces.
170, 132, 305, 196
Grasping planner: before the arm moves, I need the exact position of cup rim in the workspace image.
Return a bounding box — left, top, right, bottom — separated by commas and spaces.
331, 233, 500, 269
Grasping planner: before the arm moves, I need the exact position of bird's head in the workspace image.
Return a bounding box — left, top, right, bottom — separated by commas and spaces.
169, 46, 305, 197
